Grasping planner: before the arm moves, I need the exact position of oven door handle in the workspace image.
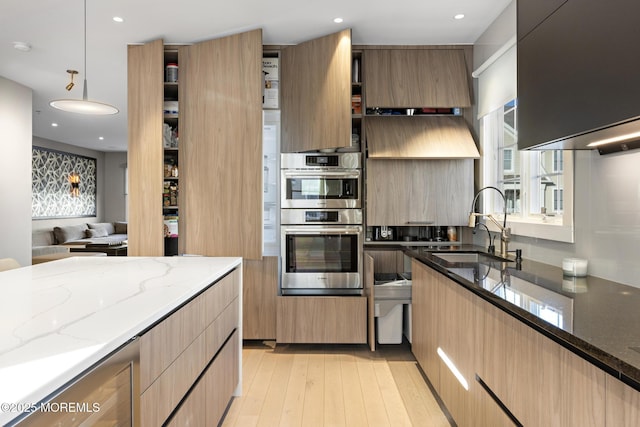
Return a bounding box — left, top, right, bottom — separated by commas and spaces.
283, 226, 362, 235
282, 171, 360, 179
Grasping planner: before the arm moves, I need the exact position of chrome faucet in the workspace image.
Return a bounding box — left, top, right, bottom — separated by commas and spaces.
468, 186, 511, 258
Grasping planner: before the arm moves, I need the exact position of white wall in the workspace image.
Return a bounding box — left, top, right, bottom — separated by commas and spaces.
0, 77, 32, 266
103, 152, 127, 223
511, 151, 640, 287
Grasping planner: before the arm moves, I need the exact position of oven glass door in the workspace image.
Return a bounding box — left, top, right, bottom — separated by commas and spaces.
281, 171, 360, 208
286, 233, 358, 273
281, 226, 362, 292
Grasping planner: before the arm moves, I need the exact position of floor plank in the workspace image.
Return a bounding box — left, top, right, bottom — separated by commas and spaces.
222, 342, 451, 427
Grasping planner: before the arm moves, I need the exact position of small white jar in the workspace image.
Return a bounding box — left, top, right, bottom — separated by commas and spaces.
562, 258, 588, 277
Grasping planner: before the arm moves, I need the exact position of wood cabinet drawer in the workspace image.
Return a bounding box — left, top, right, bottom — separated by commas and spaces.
140, 268, 239, 390
276, 296, 367, 343
166, 331, 239, 427
141, 296, 238, 426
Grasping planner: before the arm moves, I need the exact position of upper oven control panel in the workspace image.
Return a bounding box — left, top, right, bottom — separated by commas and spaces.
281, 153, 361, 170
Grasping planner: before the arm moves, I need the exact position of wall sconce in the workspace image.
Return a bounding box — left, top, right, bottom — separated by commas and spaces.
69, 172, 80, 197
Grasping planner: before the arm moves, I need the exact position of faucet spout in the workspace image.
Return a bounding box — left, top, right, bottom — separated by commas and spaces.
468, 186, 511, 258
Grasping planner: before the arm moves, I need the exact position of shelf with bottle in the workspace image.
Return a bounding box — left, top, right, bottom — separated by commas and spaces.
163, 180, 179, 209
365, 107, 463, 117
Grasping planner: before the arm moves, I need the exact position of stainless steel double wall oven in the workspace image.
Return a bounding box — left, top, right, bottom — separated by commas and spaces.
281, 153, 363, 295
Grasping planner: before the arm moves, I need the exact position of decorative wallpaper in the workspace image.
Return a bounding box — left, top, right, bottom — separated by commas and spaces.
32, 147, 97, 219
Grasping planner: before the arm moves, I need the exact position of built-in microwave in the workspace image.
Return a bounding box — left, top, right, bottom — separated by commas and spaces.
280, 153, 362, 209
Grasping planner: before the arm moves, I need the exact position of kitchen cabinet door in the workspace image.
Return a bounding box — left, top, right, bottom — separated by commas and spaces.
365, 253, 375, 351
606, 375, 640, 426
181, 29, 263, 259
363, 48, 471, 108
477, 297, 606, 427
366, 250, 404, 274
366, 159, 473, 226
276, 296, 367, 344
243, 256, 278, 340
437, 268, 477, 427
281, 29, 352, 152
517, 0, 640, 150
128, 39, 164, 256
411, 259, 441, 391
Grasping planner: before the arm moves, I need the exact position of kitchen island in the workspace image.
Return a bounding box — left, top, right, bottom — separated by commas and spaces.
0, 256, 242, 426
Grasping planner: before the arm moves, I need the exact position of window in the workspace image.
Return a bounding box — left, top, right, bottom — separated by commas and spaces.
480, 100, 574, 242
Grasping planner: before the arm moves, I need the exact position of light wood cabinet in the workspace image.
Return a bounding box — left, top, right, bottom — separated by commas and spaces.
127, 39, 164, 256
366, 250, 404, 274
276, 296, 367, 343
606, 375, 640, 426
437, 272, 477, 427
364, 115, 479, 159
139, 267, 240, 426
166, 331, 239, 427
181, 29, 263, 259
243, 256, 278, 340
281, 29, 352, 153
412, 259, 609, 426
363, 48, 471, 108
128, 30, 263, 260
366, 159, 473, 226
411, 260, 441, 391
478, 297, 606, 426
365, 253, 375, 351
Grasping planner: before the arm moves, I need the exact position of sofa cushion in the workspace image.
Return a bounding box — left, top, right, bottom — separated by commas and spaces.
53, 224, 89, 244
88, 222, 115, 235
32, 230, 55, 247
114, 221, 127, 235
86, 228, 109, 238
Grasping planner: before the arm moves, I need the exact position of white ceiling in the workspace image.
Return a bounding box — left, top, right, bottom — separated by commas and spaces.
1, 0, 511, 152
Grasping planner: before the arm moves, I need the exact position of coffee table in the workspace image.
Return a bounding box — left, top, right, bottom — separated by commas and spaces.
32, 252, 107, 264
70, 244, 128, 256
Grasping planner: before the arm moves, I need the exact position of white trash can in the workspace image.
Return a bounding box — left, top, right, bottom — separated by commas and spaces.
376, 303, 404, 344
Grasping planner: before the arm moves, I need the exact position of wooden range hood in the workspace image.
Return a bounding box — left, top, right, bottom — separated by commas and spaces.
365, 115, 480, 159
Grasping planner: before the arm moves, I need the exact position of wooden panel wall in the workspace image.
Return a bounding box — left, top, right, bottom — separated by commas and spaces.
127, 40, 164, 256
181, 29, 263, 259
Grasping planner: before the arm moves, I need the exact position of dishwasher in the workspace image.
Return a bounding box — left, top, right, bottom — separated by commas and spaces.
374, 272, 412, 344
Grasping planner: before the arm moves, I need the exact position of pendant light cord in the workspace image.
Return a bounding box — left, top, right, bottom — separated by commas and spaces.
82, 0, 88, 100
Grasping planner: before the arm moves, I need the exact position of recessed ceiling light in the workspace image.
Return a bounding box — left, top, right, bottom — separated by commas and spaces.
113, 16, 124, 23
51, 123, 58, 127
454, 14, 465, 20
99, 136, 104, 140
13, 41, 32, 52
333, 17, 344, 23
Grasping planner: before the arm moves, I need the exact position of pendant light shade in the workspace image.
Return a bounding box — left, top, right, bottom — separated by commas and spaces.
50, 0, 118, 115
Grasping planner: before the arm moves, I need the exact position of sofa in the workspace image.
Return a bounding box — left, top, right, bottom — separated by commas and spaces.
32, 222, 128, 258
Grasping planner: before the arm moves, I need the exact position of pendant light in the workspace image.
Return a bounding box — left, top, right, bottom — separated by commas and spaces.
50, 0, 118, 115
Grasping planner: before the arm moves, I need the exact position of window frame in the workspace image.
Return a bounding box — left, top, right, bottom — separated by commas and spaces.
479, 102, 575, 243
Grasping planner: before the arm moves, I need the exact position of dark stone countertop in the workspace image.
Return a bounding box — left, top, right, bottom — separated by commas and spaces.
365, 243, 640, 391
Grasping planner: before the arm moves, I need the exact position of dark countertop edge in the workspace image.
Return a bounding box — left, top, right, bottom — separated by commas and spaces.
364, 244, 640, 393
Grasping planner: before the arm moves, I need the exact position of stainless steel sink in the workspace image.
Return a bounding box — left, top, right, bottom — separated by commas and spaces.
432, 252, 510, 264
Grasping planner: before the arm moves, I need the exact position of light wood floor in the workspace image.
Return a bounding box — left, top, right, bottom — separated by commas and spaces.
221, 341, 452, 427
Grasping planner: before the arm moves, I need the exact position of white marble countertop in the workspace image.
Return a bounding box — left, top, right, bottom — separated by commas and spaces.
0, 256, 242, 425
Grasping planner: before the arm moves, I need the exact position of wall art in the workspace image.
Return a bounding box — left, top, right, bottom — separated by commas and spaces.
32, 146, 97, 219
